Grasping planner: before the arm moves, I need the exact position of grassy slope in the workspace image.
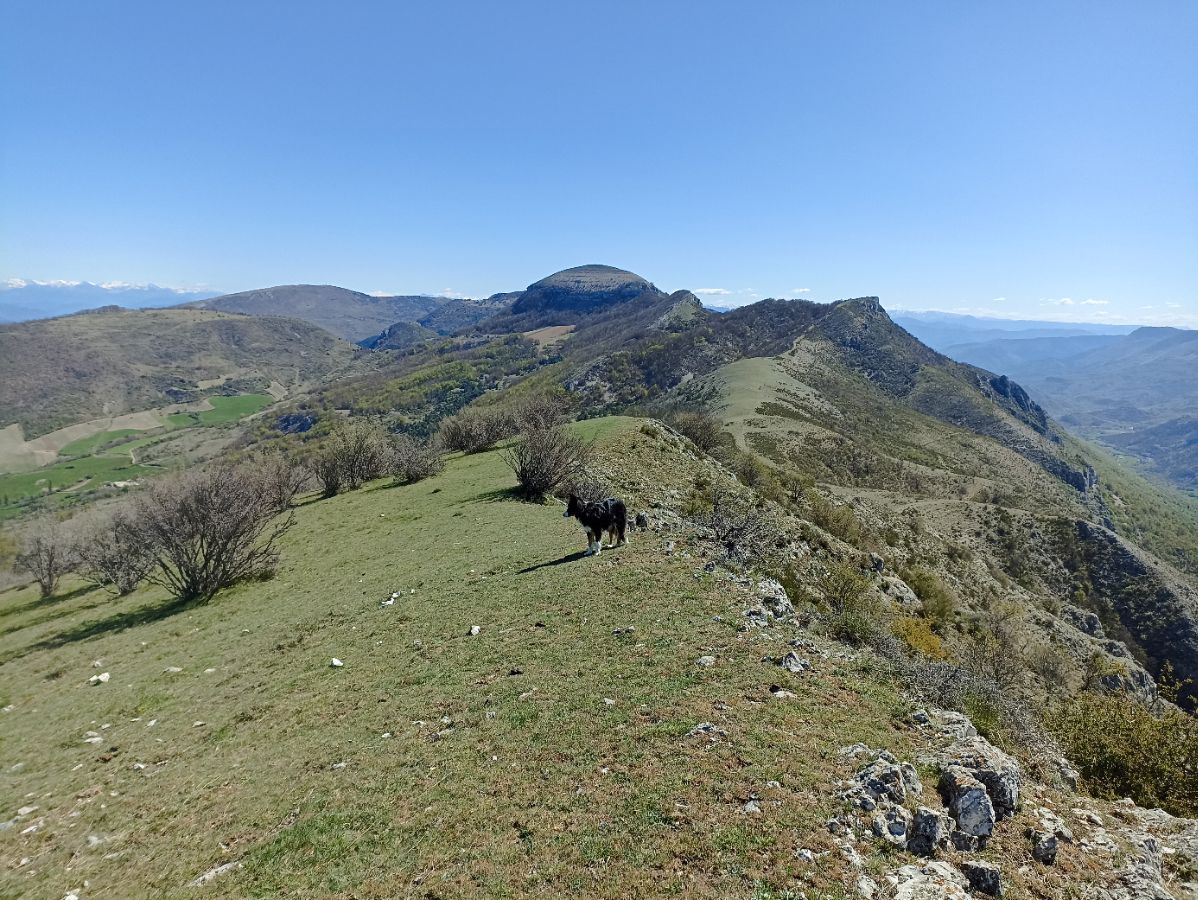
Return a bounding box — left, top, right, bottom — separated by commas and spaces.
0, 418, 919, 899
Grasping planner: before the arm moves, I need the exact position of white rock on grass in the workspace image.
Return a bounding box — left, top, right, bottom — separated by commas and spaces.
696, 655, 716, 667
88, 672, 110, 685
330, 658, 344, 668
469, 625, 481, 636
163, 666, 183, 674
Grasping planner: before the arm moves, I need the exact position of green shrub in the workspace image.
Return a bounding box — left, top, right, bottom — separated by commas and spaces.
901, 566, 957, 631
805, 489, 867, 548
670, 410, 723, 452
821, 561, 883, 643
1053, 692, 1198, 816
892, 615, 949, 660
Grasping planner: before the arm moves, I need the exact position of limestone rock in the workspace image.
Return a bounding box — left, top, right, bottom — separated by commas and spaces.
907, 806, 952, 856
961, 859, 1003, 896
940, 766, 996, 840
890, 861, 970, 899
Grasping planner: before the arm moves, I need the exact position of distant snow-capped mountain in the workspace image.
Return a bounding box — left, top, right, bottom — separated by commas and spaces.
0, 279, 218, 322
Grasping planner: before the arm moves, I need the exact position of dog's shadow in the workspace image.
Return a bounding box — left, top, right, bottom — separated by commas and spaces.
516, 550, 590, 575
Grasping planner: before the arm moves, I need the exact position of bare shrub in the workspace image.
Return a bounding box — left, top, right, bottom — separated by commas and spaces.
389, 433, 445, 485
131, 464, 294, 604
73, 508, 155, 596
307, 419, 390, 498
971, 601, 1027, 689
512, 392, 573, 433
256, 450, 312, 510
870, 632, 1053, 758
502, 398, 592, 499
693, 489, 780, 565
670, 410, 724, 452
438, 408, 515, 453
15, 518, 75, 598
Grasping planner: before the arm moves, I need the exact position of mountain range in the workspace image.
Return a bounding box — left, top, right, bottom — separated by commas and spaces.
905, 316, 1198, 491
5, 264, 1198, 896
0, 280, 217, 322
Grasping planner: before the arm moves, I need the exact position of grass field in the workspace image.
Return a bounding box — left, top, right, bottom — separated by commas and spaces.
0, 394, 277, 522
0, 417, 922, 898
58, 430, 147, 459
165, 393, 274, 429
0, 455, 153, 521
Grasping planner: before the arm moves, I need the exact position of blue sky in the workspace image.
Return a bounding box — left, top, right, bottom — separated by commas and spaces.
2, 1, 1195, 325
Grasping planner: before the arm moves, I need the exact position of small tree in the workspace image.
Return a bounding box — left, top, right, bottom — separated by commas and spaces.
131, 464, 294, 604
438, 408, 515, 453
256, 450, 312, 510
389, 433, 445, 485
502, 397, 591, 499
15, 518, 75, 598
74, 508, 155, 596
670, 411, 724, 452
307, 419, 390, 498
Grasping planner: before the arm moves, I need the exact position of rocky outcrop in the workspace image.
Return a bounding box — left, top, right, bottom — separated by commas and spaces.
1069, 520, 1198, 703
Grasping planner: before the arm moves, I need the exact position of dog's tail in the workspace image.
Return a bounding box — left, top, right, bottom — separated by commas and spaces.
614, 498, 628, 546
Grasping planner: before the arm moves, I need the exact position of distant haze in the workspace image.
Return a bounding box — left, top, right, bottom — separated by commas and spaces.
0, 280, 216, 322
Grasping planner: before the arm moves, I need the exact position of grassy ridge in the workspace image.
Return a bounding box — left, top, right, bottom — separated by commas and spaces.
0, 418, 913, 898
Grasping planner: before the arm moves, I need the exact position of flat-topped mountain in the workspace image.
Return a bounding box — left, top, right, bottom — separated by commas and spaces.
186, 284, 517, 343
474, 265, 666, 333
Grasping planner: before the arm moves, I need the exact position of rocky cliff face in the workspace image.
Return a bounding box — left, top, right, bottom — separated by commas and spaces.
1060, 520, 1198, 703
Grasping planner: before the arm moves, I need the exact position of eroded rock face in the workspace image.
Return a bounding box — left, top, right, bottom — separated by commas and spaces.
945, 737, 1021, 819
940, 766, 996, 840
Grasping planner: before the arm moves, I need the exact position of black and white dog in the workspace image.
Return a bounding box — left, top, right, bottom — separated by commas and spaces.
564, 494, 628, 556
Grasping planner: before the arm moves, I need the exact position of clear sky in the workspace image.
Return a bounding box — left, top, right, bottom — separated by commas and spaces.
2, 1, 1195, 325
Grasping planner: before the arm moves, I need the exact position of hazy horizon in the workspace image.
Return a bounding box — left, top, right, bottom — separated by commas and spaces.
3, 2, 1195, 327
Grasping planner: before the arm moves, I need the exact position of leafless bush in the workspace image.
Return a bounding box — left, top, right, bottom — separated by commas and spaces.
256, 450, 312, 510
693, 489, 781, 565
670, 410, 724, 452
15, 517, 75, 598
872, 633, 1055, 762
513, 392, 572, 433
389, 433, 445, 485
307, 419, 390, 497
73, 508, 155, 596
130, 464, 294, 604
437, 408, 515, 453
502, 403, 592, 500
